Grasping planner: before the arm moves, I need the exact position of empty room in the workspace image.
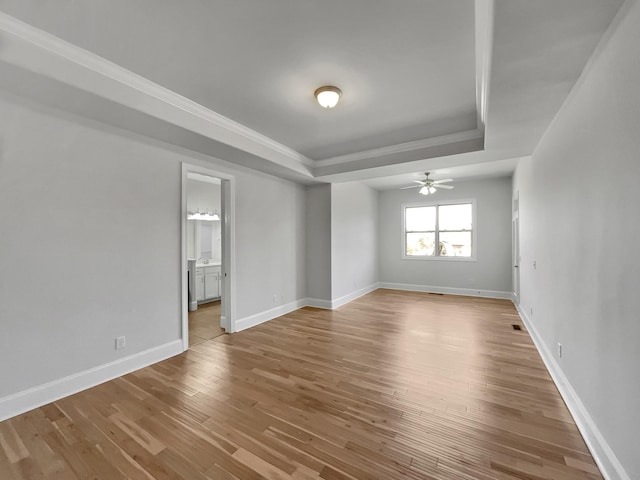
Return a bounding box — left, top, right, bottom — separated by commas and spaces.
0, 1, 638, 479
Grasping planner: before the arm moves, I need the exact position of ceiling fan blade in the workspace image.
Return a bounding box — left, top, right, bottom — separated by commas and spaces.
413, 180, 425, 184
435, 184, 454, 189
400, 185, 421, 189
433, 178, 453, 184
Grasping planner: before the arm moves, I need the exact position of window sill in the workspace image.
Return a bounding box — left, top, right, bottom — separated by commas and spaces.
402, 255, 477, 262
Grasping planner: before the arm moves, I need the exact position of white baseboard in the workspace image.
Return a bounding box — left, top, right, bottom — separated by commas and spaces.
235, 284, 380, 330
0, 288, 373, 421
305, 298, 333, 309
0, 340, 183, 422
234, 299, 307, 332
379, 282, 511, 300
330, 283, 379, 309
514, 303, 630, 480
305, 284, 380, 310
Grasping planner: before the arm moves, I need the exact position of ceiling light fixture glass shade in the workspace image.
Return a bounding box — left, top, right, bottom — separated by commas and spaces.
187, 209, 220, 221
315, 86, 342, 108
419, 186, 437, 196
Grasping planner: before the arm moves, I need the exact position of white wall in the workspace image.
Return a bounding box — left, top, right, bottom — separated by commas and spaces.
305, 184, 332, 303
513, 1, 640, 477
186, 220, 196, 259
234, 171, 307, 319
378, 177, 512, 296
187, 179, 221, 213
331, 183, 379, 303
0, 93, 182, 398
0, 90, 307, 408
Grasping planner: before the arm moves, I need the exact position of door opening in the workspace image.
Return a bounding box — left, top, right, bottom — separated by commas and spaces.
512, 193, 520, 302
187, 175, 223, 345
181, 164, 235, 351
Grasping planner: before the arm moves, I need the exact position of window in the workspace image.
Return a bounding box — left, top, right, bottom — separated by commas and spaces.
403, 201, 474, 259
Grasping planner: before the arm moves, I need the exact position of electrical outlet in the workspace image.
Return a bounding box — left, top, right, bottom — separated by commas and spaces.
272, 294, 278, 303
530, 307, 533, 317
115, 336, 126, 350
557, 342, 562, 358
533, 260, 537, 269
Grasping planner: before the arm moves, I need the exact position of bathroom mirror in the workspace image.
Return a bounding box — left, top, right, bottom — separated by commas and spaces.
200, 223, 213, 260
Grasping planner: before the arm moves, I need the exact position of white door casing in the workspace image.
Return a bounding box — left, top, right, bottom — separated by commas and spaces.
181, 163, 236, 351
512, 192, 520, 302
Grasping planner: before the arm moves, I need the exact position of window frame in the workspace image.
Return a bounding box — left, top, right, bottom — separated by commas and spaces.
401, 199, 477, 261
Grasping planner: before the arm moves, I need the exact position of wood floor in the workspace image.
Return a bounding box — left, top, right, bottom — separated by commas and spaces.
0, 290, 602, 479
188, 301, 225, 346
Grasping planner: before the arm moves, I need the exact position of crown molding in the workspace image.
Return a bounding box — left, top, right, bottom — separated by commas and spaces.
0, 12, 314, 175
313, 129, 484, 168
475, 0, 494, 131
0, 12, 494, 184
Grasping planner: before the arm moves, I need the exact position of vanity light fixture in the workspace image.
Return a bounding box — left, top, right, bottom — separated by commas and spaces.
187, 209, 220, 221
314, 86, 342, 108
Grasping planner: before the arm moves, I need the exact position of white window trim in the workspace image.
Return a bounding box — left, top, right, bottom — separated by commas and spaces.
401, 199, 477, 262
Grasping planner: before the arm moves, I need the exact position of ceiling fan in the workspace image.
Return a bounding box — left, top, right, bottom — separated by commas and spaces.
401, 172, 454, 195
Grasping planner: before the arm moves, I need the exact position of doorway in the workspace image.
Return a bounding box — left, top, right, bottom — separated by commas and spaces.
181, 164, 235, 351
188, 301, 224, 345
512, 192, 520, 302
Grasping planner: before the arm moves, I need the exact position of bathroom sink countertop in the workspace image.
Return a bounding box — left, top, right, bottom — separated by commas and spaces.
195, 261, 221, 268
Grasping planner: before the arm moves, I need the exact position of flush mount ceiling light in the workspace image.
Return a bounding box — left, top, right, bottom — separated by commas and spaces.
314, 86, 342, 108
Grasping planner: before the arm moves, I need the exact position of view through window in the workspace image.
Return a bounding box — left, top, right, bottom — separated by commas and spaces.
404, 202, 473, 257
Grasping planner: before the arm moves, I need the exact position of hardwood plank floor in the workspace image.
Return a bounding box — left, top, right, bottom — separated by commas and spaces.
189, 301, 225, 346
0, 290, 602, 479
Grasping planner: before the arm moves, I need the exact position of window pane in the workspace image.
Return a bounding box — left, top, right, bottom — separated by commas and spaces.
406, 206, 435, 231
439, 231, 472, 257
439, 204, 472, 231
406, 232, 435, 256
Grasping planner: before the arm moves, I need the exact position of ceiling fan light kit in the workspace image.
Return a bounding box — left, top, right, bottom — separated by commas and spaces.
419, 186, 437, 195
401, 172, 454, 195
314, 86, 342, 108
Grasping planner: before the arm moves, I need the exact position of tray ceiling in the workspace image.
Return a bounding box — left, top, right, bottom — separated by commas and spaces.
0, 0, 626, 186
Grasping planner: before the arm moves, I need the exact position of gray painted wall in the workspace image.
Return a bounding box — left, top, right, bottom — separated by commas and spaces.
305, 184, 332, 302
513, 1, 640, 477
234, 171, 307, 316
331, 183, 379, 300
378, 177, 512, 294
0, 90, 307, 398
187, 179, 221, 213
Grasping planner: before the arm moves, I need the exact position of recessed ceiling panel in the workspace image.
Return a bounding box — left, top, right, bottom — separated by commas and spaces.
1, 0, 477, 160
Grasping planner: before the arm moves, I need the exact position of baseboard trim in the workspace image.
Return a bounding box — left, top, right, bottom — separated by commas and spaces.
0, 340, 183, 422
514, 303, 630, 480
235, 299, 307, 332
379, 282, 511, 300
304, 298, 333, 309
330, 283, 379, 309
